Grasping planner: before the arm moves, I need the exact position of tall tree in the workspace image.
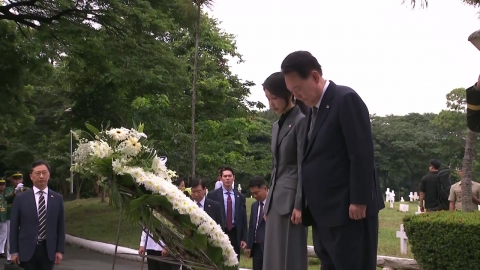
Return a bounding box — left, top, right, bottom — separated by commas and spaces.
190, 0, 213, 179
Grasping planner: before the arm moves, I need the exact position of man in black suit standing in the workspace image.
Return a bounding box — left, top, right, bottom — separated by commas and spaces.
10, 160, 66, 270
190, 178, 224, 227
246, 177, 267, 270
207, 166, 247, 261
281, 51, 384, 270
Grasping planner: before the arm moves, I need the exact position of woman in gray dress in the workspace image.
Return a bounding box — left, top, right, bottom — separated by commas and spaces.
262, 72, 308, 270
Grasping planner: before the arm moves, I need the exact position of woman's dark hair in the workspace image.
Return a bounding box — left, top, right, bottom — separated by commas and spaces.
174, 177, 185, 187
262, 72, 307, 114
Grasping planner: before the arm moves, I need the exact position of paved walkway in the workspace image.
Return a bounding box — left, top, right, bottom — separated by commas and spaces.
0, 245, 144, 269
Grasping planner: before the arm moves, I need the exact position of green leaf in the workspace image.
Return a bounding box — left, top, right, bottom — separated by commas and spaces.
137, 123, 144, 133
128, 194, 150, 211
145, 194, 170, 207
192, 231, 208, 250
183, 237, 196, 251
85, 122, 100, 135
206, 246, 223, 262
177, 214, 196, 230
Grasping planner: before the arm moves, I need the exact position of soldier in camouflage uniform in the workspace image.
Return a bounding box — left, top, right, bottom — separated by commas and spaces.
3, 171, 28, 264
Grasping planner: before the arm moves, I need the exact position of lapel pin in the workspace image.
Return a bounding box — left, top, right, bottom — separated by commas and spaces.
237, 195, 239, 198
50, 195, 54, 198
326, 105, 329, 109
288, 124, 292, 128
208, 205, 211, 207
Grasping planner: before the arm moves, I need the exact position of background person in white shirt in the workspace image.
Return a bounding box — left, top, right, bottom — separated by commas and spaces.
138, 229, 178, 270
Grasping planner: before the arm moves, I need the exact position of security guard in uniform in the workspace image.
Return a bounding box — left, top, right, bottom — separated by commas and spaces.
0, 178, 7, 258
466, 75, 480, 132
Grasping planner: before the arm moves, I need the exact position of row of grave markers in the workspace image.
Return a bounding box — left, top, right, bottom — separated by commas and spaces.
385, 188, 419, 203
385, 188, 420, 211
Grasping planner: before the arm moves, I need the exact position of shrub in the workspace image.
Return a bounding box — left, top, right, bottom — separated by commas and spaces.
404, 211, 480, 270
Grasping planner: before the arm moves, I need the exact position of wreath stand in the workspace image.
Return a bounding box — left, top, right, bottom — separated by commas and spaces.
110, 208, 217, 270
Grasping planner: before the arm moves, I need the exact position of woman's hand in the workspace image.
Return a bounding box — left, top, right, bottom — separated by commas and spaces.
291, 209, 302, 225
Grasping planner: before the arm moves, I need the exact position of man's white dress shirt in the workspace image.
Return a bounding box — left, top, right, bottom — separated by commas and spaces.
33, 186, 49, 215
140, 230, 165, 251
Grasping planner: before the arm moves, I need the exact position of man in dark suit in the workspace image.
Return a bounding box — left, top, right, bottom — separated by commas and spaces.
190, 178, 224, 227
10, 160, 66, 270
246, 177, 267, 270
281, 51, 384, 270
466, 75, 480, 132
207, 166, 247, 261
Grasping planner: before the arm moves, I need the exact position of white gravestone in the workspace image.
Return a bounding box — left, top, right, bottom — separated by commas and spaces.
409, 192, 414, 202
385, 188, 391, 203
400, 197, 405, 202
237, 184, 242, 193
413, 192, 419, 201
396, 224, 408, 254
390, 190, 396, 202
399, 204, 409, 212
415, 206, 423, 215
390, 201, 394, 209
206, 188, 208, 195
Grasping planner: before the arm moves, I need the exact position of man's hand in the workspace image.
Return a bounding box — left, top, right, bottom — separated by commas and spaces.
349, 204, 367, 220
291, 209, 302, 225
161, 249, 168, 257
138, 246, 145, 256
245, 249, 251, 258
240, 241, 247, 249
55, 253, 63, 264
10, 254, 20, 264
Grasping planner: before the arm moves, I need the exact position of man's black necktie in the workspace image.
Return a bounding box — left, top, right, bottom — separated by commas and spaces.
308, 107, 319, 141
255, 202, 264, 242
38, 191, 46, 239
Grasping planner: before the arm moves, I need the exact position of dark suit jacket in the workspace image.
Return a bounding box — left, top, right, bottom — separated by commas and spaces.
302, 81, 384, 228
247, 201, 265, 252
207, 188, 248, 244
466, 84, 480, 132
10, 188, 66, 262
203, 197, 225, 228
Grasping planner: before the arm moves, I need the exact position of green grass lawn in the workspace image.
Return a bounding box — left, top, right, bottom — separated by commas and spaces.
65, 198, 417, 269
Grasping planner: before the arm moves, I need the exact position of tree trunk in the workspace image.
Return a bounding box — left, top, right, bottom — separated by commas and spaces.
75, 179, 81, 199
461, 129, 476, 212
190, 3, 201, 179
100, 186, 106, 203
94, 180, 100, 197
